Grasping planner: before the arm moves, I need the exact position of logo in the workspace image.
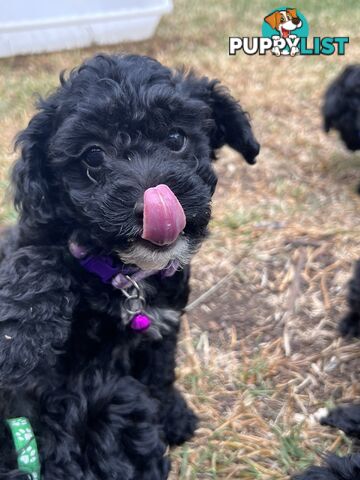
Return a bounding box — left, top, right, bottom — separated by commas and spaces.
262, 7, 308, 56
229, 6, 349, 56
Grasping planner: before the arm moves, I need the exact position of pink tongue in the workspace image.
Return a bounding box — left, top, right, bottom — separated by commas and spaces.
142, 184, 186, 246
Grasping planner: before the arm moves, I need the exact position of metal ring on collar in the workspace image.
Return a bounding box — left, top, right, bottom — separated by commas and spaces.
124, 276, 141, 291
123, 296, 146, 315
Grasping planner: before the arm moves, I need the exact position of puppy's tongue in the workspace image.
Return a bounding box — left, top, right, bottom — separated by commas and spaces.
142, 184, 186, 246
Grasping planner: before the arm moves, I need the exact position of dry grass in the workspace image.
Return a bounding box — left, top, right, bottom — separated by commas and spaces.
0, 1, 360, 478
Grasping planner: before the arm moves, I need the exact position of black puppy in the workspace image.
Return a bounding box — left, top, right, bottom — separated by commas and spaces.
293, 66, 360, 480
304, 66, 360, 479
323, 64, 360, 427
0, 54, 259, 478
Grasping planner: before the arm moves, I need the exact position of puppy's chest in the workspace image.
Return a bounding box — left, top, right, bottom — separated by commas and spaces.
77, 280, 182, 336
63, 287, 181, 373
63, 305, 139, 376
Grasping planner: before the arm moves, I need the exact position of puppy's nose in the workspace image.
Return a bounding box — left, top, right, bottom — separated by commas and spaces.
292, 17, 301, 25
134, 200, 144, 220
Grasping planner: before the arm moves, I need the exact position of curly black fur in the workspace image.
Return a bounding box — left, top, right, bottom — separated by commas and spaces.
0, 53, 259, 478
323, 65, 360, 152
323, 65, 360, 193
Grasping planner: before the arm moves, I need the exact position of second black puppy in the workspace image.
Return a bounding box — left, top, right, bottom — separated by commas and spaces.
0, 54, 259, 478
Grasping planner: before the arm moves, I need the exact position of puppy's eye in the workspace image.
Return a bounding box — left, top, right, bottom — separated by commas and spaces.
166, 130, 187, 152
83, 147, 104, 169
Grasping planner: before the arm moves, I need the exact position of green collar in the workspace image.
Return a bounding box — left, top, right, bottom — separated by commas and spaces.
6, 417, 41, 480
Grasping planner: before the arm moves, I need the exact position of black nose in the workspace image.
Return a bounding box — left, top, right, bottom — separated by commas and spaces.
134, 200, 144, 220
292, 17, 300, 25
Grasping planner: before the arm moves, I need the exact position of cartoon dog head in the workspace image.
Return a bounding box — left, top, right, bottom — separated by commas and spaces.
264, 8, 302, 38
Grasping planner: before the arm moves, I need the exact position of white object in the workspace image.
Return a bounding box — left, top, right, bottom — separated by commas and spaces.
0, 0, 172, 58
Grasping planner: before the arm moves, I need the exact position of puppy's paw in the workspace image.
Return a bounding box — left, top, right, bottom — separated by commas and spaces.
162, 391, 198, 446
339, 311, 360, 338
164, 406, 198, 446
320, 404, 360, 438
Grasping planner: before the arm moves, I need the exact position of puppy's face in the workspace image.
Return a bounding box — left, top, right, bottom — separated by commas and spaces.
13, 55, 260, 270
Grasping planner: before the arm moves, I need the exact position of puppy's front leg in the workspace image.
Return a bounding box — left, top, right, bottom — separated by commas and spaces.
133, 329, 198, 446
321, 404, 360, 438
0, 246, 76, 387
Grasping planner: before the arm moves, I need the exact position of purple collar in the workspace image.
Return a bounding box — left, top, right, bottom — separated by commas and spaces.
69, 242, 179, 290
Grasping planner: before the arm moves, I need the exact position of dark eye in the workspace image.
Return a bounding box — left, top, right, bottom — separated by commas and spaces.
166, 130, 187, 152
83, 147, 104, 169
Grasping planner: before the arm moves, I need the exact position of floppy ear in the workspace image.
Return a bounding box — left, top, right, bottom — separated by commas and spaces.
286, 8, 298, 18
12, 100, 56, 224
264, 11, 280, 30
178, 74, 260, 164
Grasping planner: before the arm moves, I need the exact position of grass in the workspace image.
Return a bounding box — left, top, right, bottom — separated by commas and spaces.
0, 1, 360, 478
